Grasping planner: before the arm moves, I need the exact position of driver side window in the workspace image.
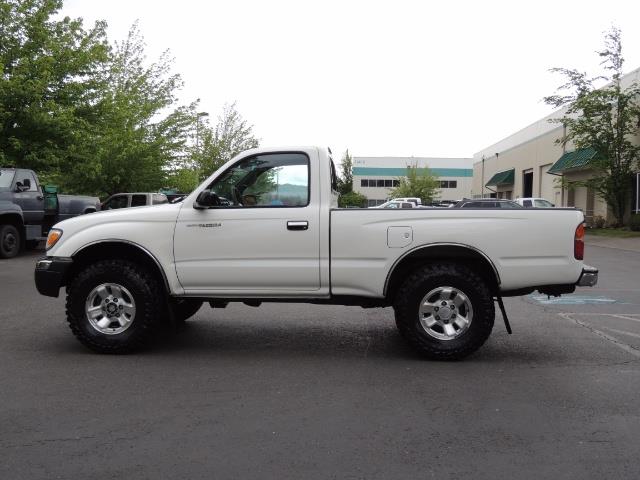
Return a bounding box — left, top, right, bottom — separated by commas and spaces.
206, 153, 309, 208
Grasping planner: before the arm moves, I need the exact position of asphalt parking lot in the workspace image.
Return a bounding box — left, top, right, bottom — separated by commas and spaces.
1, 242, 640, 479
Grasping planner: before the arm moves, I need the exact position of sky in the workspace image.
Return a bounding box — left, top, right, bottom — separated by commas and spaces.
61, 0, 640, 161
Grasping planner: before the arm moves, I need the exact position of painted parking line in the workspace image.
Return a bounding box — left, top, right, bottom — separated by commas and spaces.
531, 294, 619, 305
559, 313, 640, 358
610, 314, 640, 323
602, 327, 640, 340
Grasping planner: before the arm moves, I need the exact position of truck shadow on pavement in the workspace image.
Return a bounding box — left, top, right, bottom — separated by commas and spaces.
54, 312, 588, 365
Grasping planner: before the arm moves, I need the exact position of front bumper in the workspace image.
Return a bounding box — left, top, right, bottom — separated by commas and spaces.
577, 265, 598, 287
34, 257, 73, 298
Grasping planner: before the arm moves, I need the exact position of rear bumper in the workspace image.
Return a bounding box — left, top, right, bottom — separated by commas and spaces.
577, 265, 598, 287
34, 256, 73, 298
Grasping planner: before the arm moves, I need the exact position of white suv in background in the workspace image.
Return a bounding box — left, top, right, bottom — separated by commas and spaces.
515, 197, 555, 208
391, 197, 422, 206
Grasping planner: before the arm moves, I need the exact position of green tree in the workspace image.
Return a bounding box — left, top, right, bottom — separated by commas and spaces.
165, 167, 200, 193
195, 103, 259, 179
544, 27, 640, 226
337, 149, 353, 194
390, 166, 440, 204
65, 23, 197, 197
338, 190, 367, 208
0, 0, 109, 172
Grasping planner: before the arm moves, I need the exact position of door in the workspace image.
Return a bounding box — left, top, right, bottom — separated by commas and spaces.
12, 170, 44, 224
174, 152, 320, 293
522, 169, 533, 198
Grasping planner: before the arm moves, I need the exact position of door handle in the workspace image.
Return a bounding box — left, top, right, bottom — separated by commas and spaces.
287, 221, 308, 231
37, 196, 44, 201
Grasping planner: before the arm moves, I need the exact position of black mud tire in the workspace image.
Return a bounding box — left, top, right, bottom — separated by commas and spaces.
170, 299, 203, 323
394, 263, 495, 360
0, 224, 21, 259
66, 259, 164, 354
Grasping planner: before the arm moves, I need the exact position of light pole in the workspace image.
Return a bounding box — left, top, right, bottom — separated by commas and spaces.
481, 155, 485, 198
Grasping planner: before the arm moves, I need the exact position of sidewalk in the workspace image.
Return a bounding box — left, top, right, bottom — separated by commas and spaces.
585, 234, 640, 253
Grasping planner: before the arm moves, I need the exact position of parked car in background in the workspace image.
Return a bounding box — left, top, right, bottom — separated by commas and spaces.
515, 197, 555, 208
0, 168, 100, 258
101, 193, 169, 210
452, 198, 523, 209
392, 197, 422, 206
372, 200, 415, 209
430, 200, 458, 208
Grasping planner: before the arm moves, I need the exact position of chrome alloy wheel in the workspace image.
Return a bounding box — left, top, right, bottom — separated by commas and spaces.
418, 286, 473, 341
85, 283, 136, 335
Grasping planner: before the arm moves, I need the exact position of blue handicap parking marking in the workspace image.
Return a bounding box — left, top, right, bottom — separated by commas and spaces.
530, 294, 619, 305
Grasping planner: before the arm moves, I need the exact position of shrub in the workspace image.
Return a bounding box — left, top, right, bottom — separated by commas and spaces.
592, 215, 606, 229
630, 215, 640, 232
338, 191, 367, 208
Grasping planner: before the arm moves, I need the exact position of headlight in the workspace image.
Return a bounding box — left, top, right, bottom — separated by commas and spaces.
46, 228, 63, 250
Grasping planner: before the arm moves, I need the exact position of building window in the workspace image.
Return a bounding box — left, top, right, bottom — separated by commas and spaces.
359, 178, 401, 188
438, 180, 458, 188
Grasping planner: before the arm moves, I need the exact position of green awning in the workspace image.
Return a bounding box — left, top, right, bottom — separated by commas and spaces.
548, 147, 598, 174
485, 168, 515, 187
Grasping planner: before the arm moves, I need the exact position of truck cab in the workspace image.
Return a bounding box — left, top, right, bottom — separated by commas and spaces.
0, 168, 100, 258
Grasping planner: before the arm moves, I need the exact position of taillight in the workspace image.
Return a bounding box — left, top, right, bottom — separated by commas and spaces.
574, 222, 585, 260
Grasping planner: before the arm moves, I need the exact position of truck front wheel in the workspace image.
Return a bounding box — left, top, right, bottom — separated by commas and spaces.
66, 259, 164, 353
393, 263, 495, 360
0, 224, 21, 259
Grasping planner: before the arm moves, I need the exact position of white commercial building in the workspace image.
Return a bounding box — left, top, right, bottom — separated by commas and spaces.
472, 66, 640, 225
352, 156, 474, 206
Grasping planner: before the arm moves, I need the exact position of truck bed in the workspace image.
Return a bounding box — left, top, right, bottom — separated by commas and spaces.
329, 207, 584, 297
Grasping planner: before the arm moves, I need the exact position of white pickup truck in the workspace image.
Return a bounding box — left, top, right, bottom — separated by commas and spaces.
35, 147, 598, 359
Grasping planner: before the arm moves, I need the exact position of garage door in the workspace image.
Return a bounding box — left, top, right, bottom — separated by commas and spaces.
539, 163, 560, 205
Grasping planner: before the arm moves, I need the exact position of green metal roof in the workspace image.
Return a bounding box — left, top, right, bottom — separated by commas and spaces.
548, 148, 598, 174
485, 168, 515, 187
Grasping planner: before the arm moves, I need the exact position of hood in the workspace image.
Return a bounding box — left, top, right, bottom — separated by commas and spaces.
53, 202, 183, 235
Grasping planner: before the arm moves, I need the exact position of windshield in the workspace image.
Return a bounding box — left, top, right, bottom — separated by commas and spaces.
0, 169, 15, 190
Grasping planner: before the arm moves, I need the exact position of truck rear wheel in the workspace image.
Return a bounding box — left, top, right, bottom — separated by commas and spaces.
66, 259, 163, 353
393, 263, 495, 360
0, 224, 21, 259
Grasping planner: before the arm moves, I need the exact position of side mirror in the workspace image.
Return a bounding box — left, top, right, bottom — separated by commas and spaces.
194, 191, 221, 209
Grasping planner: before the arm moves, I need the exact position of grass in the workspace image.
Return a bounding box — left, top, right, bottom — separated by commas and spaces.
586, 228, 640, 238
